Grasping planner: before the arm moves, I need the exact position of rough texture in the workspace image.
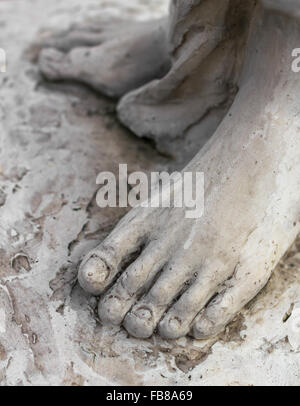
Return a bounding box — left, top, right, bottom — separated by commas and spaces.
77, 3, 300, 341
0, 0, 300, 386
118, 0, 253, 164
38, 17, 171, 99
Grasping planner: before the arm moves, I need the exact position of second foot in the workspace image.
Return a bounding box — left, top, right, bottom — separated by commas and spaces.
38, 18, 170, 98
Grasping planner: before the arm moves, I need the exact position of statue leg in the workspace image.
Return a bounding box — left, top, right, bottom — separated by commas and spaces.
77, 2, 300, 339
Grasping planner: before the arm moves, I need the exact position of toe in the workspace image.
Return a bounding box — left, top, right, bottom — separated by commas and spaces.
98, 294, 125, 325
123, 306, 155, 339
39, 46, 98, 83
159, 260, 228, 339
191, 291, 241, 339
190, 311, 217, 339
78, 209, 153, 295
123, 255, 195, 338
42, 29, 105, 53
191, 267, 272, 339
78, 253, 111, 296
98, 242, 167, 325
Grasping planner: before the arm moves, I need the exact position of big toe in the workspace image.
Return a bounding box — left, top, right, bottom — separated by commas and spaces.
123, 306, 156, 339
78, 254, 111, 296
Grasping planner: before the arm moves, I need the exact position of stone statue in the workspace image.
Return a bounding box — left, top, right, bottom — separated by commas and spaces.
38, 0, 300, 339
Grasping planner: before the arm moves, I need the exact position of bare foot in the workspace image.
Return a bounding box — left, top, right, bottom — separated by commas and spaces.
38, 18, 170, 98
78, 5, 300, 339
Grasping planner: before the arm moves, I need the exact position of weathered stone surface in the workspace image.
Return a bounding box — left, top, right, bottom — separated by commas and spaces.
0, 0, 299, 386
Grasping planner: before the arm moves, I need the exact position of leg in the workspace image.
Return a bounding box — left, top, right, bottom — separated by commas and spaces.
38, 18, 171, 98
79, 3, 300, 339
117, 0, 254, 159
37, 1, 254, 162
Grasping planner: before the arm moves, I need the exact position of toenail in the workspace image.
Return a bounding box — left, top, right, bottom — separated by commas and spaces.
98, 270, 109, 282
192, 317, 214, 338
78, 254, 111, 295
87, 255, 110, 279
168, 317, 182, 331
99, 295, 124, 324
124, 307, 156, 339
134, 307, 153, 321
86, 263, 109, 283
104, 295, 121, 309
